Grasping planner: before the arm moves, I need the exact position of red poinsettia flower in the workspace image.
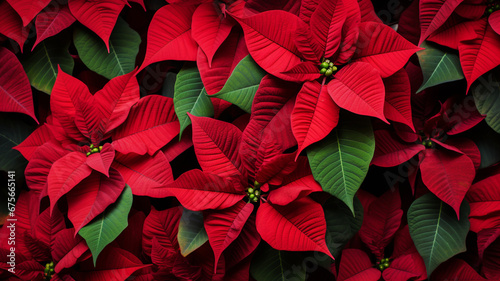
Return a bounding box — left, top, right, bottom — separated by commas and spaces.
372, 94, 484, 217
229, 0, 420, 155
14, 69, 179, 235
420, 0, 500, 90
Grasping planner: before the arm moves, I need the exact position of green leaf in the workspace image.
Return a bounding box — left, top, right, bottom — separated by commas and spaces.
162, 72, 177, 98
212, 55, 266, 113
417, 41, 464, 93
307, 114, 375, 214
472, 69, 500, 134
74, 17, 141, 79
177, 209, 208, 257
22, 37, 74, 94
79, 185, 133, 266
250, 244, 306, 281
408, 193, 470, 277
0, 115, 34, 172
324, 196, 363, 258
174, 64, 214, 138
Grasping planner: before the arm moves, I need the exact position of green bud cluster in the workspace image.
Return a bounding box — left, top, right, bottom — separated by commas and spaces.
44, 261, 55, 280
247, 181, 262, 203
486, 0, 500, 15
319, 59, 337, 76
377, 258, 390, 271
422, 139, 433, 148
86, 144, 103, 156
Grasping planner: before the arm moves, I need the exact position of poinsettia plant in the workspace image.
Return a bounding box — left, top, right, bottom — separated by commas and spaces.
1, 0, 500, 280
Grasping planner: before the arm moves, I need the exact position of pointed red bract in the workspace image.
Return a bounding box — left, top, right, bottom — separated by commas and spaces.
420, 148, 475, 218
418, 0, 464, 44
359, 189, 403, 259
267, 175, 322, 205
192, 3, 234, 67
6, 0, 50, 26
190, 114, 243, 178
161, 170, 244, 210
336, 0, 361, 64
328, 62, 388, 122
372, 130, 424, 167
52, 229, 89, 272
112, 151, 174, 197
34, 5, 75, 48
292, 80, 339, 157
431, 259, 487, 281
0, 47, 38, 123
139, 4, 198, 72
383, 253, 427, 281
66, 169, 125, 233
466, 168, 500, 232
68, 0, 126, 51
25, 141, 69, 192
459, 19, 500, 91
234, 10, 306, 80
353, 22, 422, 78
143, 206, 181, 256
0, 2, 30, 51
309, 0, 346, 58
112, 95, 179, 156
86, 144, 115, 177
337, 249, 381, 281
383, 69, 414, 130
256, 197, 333, 259
204, 202, 254, 270
47, 151, 93, 213
14, 124, 53, 161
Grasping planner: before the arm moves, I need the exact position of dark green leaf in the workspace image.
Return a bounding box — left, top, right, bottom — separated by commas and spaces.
177, 209, 208, 256
472, 69, 500, 134
250, 244, 306, 281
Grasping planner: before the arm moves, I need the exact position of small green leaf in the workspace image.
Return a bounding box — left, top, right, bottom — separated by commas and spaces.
472, 69, 500, 134
250, 244, 306, 281
74, 17, 140, 79
79, 185, 133, 266
213, 55, 266, 113
307, 114, 374, 214
324, 196, 363, 258
178, 209, 208, 256
174, 64, 214, 138
417, 41, 464, 93
408, 193, 470, 277
22, 37, 74, 94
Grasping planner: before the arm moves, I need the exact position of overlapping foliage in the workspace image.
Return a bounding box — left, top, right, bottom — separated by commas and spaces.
1, 0, 500, 280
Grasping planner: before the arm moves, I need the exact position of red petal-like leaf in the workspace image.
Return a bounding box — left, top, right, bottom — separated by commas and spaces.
353, 22, 422, 78
192, 3, 234, 67
337, 249, 381, 281
143, 206, 181, 256
292, 80, 339, 157
459, 19, 500, 91
335, 0, 361, 64
267, 174, 322, 205
466, 167, 500, 232
256, 197, 333, 258
359, 189, 403, 259
383, 69, 414, 130
280, 61, 322, 82
310, 0, 346, 58
25, 141, 69, 192
0, 47, 38, 122
190, 114, 243, 178
418, 0, 464, 44
234, 10, 306, 80
482, 238, 500, 280
112, 151, 174, 197
160, 169, 244, 211
445, 138, 481, 169
431, 259, 487, 281
48, 151, 93, 213
71, 247, 149, 281
294, 23, 323, 62
94, 70, 140, 134
328, 62, 388, 122
428, 17, 480, 49
52, 228, 88, 272
86, 143, 115, 177
6, 0, 50, 26
478, 227, 500, 258
34, 5, 75, 48
0, 2, 30, 51
223, 213, 260, 270
68, 0, 126, 51
66, 169, 125, 233
299, 0, 321, 24
383, 252, 427, 281
204, 201, 254, 269
254, 153, 297, 186
197, 29, 249, 95
139, 4, 197, 72
14, 124, 53, 161
372, 130, 424, 167
420, 148, 475, 218
490, 10, 500, 35
112, 95, 179, 155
